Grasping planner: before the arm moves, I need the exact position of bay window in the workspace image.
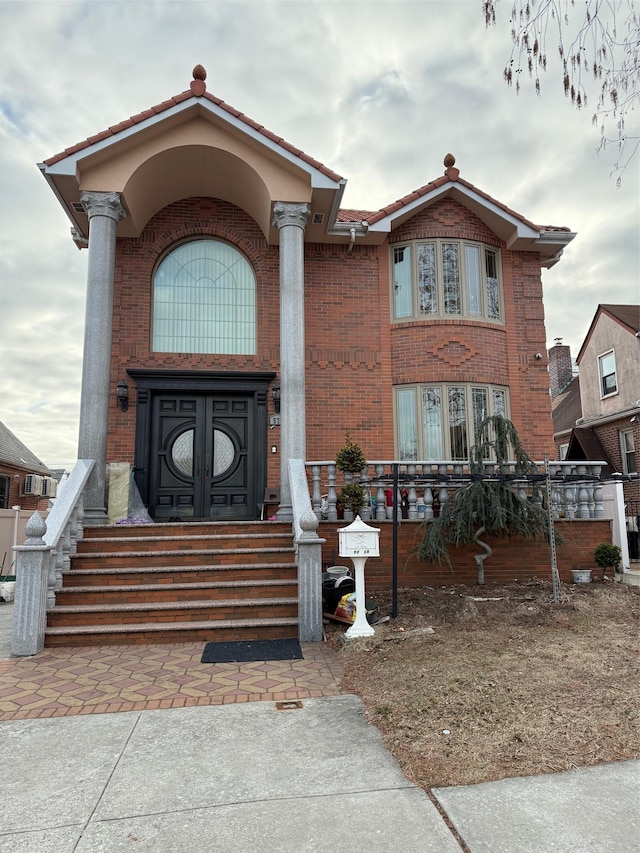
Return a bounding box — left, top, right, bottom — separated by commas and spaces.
395, 383, 509, 460
392, 239, 502, 322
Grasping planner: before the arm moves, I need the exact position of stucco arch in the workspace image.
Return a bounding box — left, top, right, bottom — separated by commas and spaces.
121, 145, 274, 237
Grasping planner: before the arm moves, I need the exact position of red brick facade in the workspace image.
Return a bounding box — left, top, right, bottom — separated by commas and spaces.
107, 194, 555, 488
320, 519, 612, 590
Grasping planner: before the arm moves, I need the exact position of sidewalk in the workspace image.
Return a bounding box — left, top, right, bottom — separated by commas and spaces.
1, 601, 638, 852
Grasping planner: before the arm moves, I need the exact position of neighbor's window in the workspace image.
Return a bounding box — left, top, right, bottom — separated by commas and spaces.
395, 383, 509, 460
620, 429, 636, 474
559, 442, 569, 460
598, 350, 617, 397
392, 239, 502, 322
0, 474, 9, 509
152, 239, 256, 354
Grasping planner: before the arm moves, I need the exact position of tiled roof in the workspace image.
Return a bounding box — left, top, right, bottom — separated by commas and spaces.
364, 166, 571, 233
336, 209, 376, 223
43, 83, 344, 184
601, 304, 640, 334
43, 71, 571, 238
552, 376, 582, 436
0, 421, 51, 475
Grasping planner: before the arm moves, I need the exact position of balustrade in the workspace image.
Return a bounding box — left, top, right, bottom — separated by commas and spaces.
306, 460, 605, 522
11, 459, 94, 656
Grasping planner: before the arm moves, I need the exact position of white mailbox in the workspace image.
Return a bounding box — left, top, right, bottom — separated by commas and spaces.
338, 515, 380, 558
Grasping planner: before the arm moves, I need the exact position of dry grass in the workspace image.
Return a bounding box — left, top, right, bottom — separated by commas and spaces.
326, 579, 640, 789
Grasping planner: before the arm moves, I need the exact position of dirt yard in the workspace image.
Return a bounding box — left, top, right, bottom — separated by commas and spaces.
325, 578, 640, 789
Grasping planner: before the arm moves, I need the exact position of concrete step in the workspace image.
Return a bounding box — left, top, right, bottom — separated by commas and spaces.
46, 521, 300, 647
45, 616, 299, 647
70, 547, 295, 570
78, 532, 293, 554
55, 578, 298, 606
47, 597, 298, 627
81, 521, 290, 539
61, 562, 297, 587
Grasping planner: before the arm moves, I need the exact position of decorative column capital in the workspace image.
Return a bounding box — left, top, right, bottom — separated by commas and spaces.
80, 191, 127, 222
272, 201, 310, 231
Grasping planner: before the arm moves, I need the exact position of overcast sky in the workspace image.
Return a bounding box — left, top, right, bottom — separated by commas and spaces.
0, 0, 638, 470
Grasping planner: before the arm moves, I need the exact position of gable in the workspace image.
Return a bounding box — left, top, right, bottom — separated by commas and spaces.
389, 197, 502, 246
40, 75, 345, 245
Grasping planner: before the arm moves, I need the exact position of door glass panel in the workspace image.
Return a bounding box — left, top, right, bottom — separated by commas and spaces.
213, 429, 235, 476
171, 429, 194, 477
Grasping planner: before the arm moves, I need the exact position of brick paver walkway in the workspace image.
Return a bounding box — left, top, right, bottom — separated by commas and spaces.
0, 642, 343, 721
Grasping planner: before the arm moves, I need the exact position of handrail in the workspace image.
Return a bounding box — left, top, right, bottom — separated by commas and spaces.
11, 459, 94, 656
288, 458, 325, 642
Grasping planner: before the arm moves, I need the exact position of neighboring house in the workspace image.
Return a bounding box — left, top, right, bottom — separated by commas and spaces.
0, 421, 53, 511
550, 304, 640, 506
39, 66, 576, 524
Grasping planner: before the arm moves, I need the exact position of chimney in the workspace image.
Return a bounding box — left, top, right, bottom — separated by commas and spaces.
548, 338, 573, 400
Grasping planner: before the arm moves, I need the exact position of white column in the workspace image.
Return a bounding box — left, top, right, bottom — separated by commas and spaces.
272, 202, 310, 521
78, 191, 126, 524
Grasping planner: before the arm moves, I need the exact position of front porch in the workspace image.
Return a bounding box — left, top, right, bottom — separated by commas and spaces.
9, 456, 630, 655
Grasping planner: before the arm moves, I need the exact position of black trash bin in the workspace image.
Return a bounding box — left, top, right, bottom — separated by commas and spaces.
322, 573, 355, 614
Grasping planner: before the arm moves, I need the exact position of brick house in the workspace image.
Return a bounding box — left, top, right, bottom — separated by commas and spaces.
0, 421, 53, 513
39, 67, 576, 525
550, 304, 640, 508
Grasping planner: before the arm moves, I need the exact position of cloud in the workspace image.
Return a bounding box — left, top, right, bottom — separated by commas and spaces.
0, 0, 637, 470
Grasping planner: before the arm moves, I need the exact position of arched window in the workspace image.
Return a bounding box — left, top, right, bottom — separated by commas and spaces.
152, 239, 256, 354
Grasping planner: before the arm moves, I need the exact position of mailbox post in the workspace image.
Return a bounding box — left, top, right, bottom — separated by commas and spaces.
338, 515, 380, 639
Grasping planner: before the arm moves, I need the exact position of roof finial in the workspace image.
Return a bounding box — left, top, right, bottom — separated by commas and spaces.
191, 65, 207, 96
444, 153, 459, 181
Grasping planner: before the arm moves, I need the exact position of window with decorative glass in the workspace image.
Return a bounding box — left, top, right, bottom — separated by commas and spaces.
152, 239, 256, 354
395, 383, 509, 460
620, 429, 636, 474
598, 350, 617, 397
392, 239, 502, 322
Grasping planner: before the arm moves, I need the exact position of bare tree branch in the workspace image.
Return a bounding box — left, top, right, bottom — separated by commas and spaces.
483, 0, 640, 184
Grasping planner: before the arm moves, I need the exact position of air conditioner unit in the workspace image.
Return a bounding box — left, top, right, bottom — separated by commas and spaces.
41, 477, 57, 498
23, 474, 43, 496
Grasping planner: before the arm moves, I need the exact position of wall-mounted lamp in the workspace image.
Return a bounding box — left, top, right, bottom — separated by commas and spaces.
272, 384, 281, 414
116, 380, 129, 412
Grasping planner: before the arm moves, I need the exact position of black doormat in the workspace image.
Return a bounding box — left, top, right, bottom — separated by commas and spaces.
201, 638, 303, 664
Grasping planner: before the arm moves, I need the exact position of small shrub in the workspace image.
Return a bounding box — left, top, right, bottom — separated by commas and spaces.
594, 542, 622, 572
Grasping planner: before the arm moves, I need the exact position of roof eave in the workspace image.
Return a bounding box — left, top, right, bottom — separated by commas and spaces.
41, 97, 344, 191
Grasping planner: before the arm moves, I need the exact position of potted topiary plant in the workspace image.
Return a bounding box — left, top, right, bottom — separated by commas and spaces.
338, 481, 367, 521
335, 433, 368, 518
594, 542, 622, 578
335, 432, 367, 478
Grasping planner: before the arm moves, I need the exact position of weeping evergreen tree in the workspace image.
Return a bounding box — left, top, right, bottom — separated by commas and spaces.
418, 416, 558, 584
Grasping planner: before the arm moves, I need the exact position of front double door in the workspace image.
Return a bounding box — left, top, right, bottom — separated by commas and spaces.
148, 393, 257, 521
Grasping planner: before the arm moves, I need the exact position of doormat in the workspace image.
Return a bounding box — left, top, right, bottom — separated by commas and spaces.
201, 638, 303, 664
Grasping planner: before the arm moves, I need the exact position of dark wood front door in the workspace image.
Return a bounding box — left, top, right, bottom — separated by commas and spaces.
148, 393, 255, 521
